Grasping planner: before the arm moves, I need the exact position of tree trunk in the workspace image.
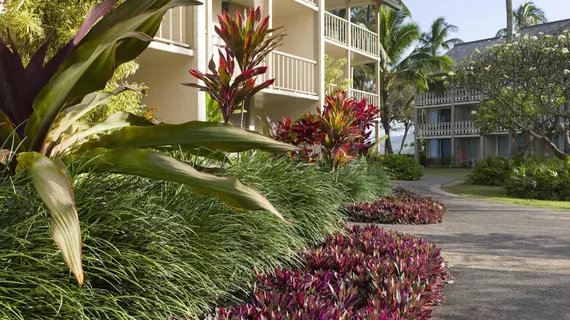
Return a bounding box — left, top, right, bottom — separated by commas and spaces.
380, 89, 393, 154
509, 130, 520, 157
506, 0, 514, 41
398, 123, 411, 154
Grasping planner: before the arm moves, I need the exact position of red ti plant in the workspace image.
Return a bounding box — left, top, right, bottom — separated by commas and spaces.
187, 7, 284, 124
184, 48, 273, 124
272, 92, 379, 167
216, 7, 285, 72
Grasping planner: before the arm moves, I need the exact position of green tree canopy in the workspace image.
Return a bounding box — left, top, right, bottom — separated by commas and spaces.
379, 5, 454, 154
454, 33, 570, 159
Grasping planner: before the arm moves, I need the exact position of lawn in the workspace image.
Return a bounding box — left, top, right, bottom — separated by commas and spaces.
441, 182, 570, 210
428, 167, 570, 210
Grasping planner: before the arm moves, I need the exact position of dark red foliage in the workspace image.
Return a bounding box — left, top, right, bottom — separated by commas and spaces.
344, 189, 446, 225
219, 225, 449, 319
272, 91, 379, 163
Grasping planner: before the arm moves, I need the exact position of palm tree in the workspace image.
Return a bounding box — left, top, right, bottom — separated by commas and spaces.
507, 0, 514, 41
379, 5, 454, 154
420, 17, 463, 56
497, 1, 547, 37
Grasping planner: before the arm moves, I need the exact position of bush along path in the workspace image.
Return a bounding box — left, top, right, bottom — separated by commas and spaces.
217, 225, 449, 319
344, 188, 446, 224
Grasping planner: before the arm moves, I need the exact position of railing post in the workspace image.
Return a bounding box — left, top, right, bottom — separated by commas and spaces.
450, 88, 456, 166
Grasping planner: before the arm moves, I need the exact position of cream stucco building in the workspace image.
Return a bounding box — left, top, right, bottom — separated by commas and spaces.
130, 0, 401, 131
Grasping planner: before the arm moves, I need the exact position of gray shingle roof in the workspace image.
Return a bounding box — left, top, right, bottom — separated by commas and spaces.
446, 18, 570, 65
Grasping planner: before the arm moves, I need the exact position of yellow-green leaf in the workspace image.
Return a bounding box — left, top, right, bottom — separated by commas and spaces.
16, 152, 83, 285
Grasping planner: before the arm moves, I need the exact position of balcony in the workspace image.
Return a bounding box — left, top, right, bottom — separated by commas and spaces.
324, 12, 379, 57
349, 88, 379, 107
417, 122, 453, 137
153, 7, 193, 55
416, 88, 482, 107
262, 51, 318, 96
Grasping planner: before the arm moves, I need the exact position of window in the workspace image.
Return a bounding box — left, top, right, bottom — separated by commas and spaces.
498, 135, 510, 157
222, 1, 230, 12
429, 139, 440, 158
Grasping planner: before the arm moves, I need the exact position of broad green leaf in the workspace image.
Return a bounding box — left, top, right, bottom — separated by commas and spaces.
51, 111, 154, 157
26, 43, 119, 153
74, 148, 288, 222
26, 1, 200, 152
75, 121, 300, 153
16, 152, 83, 285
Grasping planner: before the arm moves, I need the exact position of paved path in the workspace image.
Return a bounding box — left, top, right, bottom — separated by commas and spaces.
388, 178, 570, 320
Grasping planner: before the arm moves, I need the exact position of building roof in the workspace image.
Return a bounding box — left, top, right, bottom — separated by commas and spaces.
446, 18, 570, 65
380, 0, 403, 9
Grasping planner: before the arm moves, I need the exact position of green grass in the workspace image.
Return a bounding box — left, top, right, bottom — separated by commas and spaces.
429, 167, 570, 210
0, 152, 393, 319
441, 181, 570, 210
424, 167, 472, 180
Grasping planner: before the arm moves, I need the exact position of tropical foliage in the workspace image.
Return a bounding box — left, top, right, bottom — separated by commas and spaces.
0, 151, 393, 319
219, 225, 449, 319
187, 7, 284, 125
273, 92, 380, 167
378, 5, 455, 154
505, 157, 570, 201
468, 156, 513, 186
454, 32, 570, 159
373, 153, 424, 180
344, 188, 445, 224
497, 1, 548, 37
324, 54, 351, 93
0, 0, 297, 285
420, 17, 463, 56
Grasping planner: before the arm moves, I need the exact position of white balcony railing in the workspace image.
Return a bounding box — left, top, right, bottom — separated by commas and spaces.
155, 7, 191, 48
325, 12, 379, 56
349, 88, 379, 107
351, 24, 378, 56
416, 89, 482, 107
417, 122, 453, 137
455, 121, 479, 135
325, 12, 349, 45
265, 51, 317, 96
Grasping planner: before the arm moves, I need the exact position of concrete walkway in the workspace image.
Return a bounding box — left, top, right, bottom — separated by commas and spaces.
388, 178, 570, 320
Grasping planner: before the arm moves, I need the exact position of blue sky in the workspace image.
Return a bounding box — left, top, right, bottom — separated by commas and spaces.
405, 0, 570, 43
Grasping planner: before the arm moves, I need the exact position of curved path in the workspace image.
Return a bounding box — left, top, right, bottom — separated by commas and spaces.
388, 178, 570, 320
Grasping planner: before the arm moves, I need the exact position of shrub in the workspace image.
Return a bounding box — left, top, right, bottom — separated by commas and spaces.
272, 92, 380, 166
344, 188, 446, 224
0, 151, 392, 319
505, 158, 570, 201
374, 154, 424, 181
219, 225, 449, 319
467, 156, 512, 186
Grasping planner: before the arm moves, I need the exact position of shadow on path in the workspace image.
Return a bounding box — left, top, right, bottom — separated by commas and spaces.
384, 177, 570, 320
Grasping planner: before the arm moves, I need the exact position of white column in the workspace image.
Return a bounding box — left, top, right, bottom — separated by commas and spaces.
318, 0, 326, 108
451, 89, 456, 166
194, 4, 207, 121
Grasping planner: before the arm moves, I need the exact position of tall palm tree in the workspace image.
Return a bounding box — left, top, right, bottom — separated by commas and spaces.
506, 0, 514, 41
497, 1, 547, 37
379, 5, 454, 154
420, 17, 463, 56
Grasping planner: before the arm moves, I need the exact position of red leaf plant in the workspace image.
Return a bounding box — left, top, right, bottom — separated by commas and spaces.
184, 48, 274, 124
273, 91, 380, 166
219, 225, 450, 319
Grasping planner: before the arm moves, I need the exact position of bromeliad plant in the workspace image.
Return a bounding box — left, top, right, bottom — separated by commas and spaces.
1, 0, 297, 286
187, 7, 285, 125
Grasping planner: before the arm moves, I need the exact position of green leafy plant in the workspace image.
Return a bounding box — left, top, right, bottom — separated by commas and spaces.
1, 0, 297, 285
467, 156, 512, 186
372, 154, 424, 181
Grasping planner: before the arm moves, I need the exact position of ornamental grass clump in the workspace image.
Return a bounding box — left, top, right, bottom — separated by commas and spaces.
344, 188, 446, 224
219, 225, 449, 319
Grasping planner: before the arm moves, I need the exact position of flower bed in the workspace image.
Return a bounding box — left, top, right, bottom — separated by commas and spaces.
219, 225, 449, 319
343, 188, 446, 224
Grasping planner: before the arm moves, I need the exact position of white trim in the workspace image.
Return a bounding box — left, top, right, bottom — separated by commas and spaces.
148, 41, 195, 56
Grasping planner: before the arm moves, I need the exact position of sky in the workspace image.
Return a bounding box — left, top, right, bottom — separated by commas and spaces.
404, 0, 570, 43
